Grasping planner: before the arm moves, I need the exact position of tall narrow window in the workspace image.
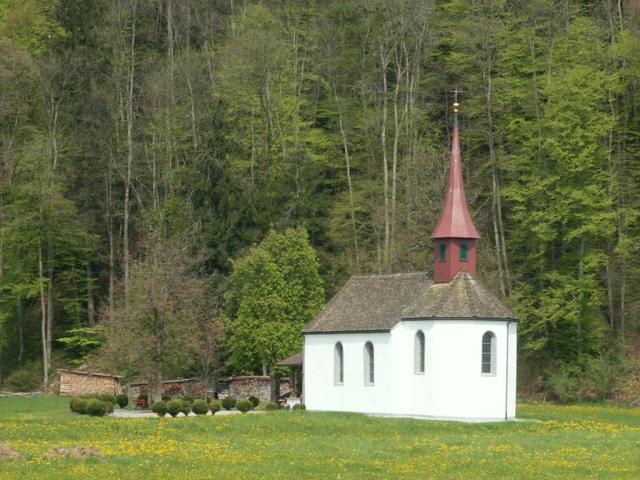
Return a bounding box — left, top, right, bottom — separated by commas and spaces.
438, 243, 446, 262
334, 342, 344, 385
481, 331, 496, 375
414, 331, 425, 374
364, 342, 374, 385
459, 243, 468, 261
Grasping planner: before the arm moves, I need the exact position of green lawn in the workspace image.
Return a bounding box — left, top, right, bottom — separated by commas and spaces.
0, 397, 639, 479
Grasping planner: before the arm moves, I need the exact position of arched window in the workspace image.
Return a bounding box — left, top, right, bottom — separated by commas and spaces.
481, 331, 496, 375
334, 342, 344, 385
364, 342, 374, 385
414, 330, 425, 374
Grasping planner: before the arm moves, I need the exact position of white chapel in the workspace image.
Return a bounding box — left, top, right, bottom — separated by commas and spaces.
300, 104, 517, 420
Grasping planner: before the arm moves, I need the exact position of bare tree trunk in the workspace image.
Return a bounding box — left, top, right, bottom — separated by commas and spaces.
87, 263, 95, 326
390, 52, 404, 268
38, 244, 49, 389
332, 81, 360, 271
187, 76, 198, 151
606, 250, 614, 326
577, 238, 584, 354
379, 44, 391, 271
620, 263, 626, 340
17, 298, 23, 366
123, 4, 137, 307
106, 163, 115, 322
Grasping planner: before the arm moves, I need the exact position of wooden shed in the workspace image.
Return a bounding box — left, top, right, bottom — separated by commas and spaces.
58, 369, 121, 396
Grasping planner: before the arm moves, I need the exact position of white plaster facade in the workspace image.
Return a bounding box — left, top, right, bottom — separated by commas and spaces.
303, 319, 517, 420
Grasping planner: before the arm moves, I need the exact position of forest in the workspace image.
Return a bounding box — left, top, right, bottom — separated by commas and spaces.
0, 0, 638, 402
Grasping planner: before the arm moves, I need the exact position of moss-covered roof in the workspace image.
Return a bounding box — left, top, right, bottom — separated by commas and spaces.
303, 270, 515, 334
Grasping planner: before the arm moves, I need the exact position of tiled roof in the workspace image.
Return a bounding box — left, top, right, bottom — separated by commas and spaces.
303, 270, 515, 333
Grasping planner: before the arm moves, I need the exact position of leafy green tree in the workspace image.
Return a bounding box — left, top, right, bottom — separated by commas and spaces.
224, 228, 324, 375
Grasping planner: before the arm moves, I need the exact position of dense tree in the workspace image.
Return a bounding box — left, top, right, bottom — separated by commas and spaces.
223, 228, 324, 376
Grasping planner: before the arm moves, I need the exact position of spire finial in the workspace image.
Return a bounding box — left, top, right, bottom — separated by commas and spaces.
450, 87, 462, 128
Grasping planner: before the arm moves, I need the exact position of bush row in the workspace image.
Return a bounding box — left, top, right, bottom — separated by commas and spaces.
149, 396, 286, 416
69, 395, 115, 417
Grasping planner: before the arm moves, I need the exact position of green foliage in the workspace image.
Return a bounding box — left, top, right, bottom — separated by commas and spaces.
69, 397, 88, 414
248, 396, 260, 408
192, 400, 209, 415
181, 395, 194, 403
547, 364, 581, 404
4, 361, 41, 392
56, 327, 106, 366
224, 228, 324, 374
151, 401, 168, 417
115, 394, 128, 409
264, 402, 278, 411
292, 403, 306, 411
166, 400, 182, 417
208, 400, 222, 415
221, 396, 237, 411
0, 0, 67, 55
94, 393, 115, 404
236, 399, 253, 414
179, 400, 192, 416
85, 399, 107, 417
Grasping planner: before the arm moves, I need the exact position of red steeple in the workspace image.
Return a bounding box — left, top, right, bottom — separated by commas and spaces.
431, 95, 479, 283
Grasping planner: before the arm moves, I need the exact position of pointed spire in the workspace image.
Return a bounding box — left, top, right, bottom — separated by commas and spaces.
431, 93, 479, 240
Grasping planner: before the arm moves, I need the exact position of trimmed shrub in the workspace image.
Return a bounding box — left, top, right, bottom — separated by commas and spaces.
236, 399, 253, 414
97, 393, 115, 404
248, 396, 260, 408
69, 397, 82, 413
182, 395, 194, 403
192, 400, 209, 415
70, 397, 89, 414
151, 401, 168, 417
265, 402, 278, 411
167, 399, 182, 417
221, 396, 236, 411
86, 399, 108, 417
115, 394, 128, 409
209, 400, 221, 415
180, 400, 192, 416
292, 403, 306, 411
161, 395, 171, 402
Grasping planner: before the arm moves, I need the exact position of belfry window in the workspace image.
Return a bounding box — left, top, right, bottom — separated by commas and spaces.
481, 331, 496, 375
438, 243, 446, 262
364, 342, 374, 385
459, 243, 468, 261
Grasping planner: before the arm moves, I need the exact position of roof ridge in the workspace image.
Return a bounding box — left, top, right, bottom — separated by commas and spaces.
350, 271, 427, 279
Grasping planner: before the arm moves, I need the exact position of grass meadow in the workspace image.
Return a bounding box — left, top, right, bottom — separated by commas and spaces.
0, 397, 639, 479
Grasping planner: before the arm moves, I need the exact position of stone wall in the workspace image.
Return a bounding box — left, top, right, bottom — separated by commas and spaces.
217, 376, 290, 400
59, 370, 120, 396
129, 379, 206, 398
128, 376, 291, 400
